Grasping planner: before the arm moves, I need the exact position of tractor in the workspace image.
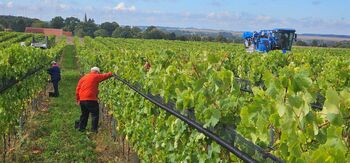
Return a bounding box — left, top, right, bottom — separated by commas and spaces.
242, 28, 297, 53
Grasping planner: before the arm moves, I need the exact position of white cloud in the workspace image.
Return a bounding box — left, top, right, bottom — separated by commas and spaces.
7, 1, 13, 8
256, 15, 272, 22
113, 2, 136, 12
59, 4, 70, 9
206, 12, 233, 19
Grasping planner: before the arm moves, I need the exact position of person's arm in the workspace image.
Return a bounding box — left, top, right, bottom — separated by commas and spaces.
76, 78, 83, 103
97, 72, 113, 82
47, 67, 53, 75
58, 67, 61, 80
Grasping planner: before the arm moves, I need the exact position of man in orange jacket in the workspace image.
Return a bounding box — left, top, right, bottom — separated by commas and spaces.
76, 67, 113, 133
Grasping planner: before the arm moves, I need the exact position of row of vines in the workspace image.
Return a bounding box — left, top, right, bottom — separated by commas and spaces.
0, 33, 66, 159
75, 36, 349, 162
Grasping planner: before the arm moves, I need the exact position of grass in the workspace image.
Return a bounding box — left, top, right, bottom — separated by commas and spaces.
12, 45, 98, 162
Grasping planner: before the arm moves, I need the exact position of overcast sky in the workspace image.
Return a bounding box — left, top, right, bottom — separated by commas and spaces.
0, 0, 349, 35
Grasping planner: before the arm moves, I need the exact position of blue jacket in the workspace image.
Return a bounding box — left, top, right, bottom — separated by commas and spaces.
47, 65, 61, 82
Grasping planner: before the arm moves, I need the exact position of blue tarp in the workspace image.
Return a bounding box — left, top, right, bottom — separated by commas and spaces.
242, 32, 253, 39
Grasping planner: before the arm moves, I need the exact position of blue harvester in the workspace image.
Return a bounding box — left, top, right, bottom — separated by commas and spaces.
242, 28, 297, 53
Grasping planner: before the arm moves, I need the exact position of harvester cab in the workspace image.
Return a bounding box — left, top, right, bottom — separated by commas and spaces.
243, 28, 297, 53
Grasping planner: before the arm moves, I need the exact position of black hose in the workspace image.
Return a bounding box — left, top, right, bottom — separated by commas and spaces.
0, 57, 60, 94
0, 66, 45, 94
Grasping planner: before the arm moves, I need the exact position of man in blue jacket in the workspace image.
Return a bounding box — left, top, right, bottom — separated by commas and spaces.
47, 61, 61, 97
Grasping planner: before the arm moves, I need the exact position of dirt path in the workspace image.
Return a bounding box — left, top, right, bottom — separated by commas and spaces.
66, 36, 74, 45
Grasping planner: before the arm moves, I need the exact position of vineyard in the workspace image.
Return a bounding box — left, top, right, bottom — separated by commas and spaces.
0, 32, 55, 48
0, 32, 349, 162
74, 37, 350, 162
0, 32, 65, 160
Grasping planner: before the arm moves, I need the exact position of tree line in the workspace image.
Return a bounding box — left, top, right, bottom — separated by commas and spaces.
295, 39, 350, 48
0, 15, 243, 43
2, 15, 349, 47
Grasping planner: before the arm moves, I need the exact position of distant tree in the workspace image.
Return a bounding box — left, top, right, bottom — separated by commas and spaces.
226, 38, 234, 43
14, 19, 26, 32
74, 28, 86, 37
190, 35, 202, 41
143, 26, 165, 39
100, 22, 119, 36
145, 26, 157, 32
63, 17, 80, 33
218, 32, 234, 38
0, 25, 3, 31
50, 16, 65, 29
176, 35, 188, 41
216, 35, 227, 43
165, 32, 176, 40
119, 26, 133, 38
319, 43, 328, 47
112, 27, 123, 38
311, 40, 319, 47
295, 40, 308, 46
0, 16, 35, 32
74, 20, 97, 37
207, 36, 215, 42
111, 26, 134, 38
31, 20, 49, 28
0, 19, 9, 29
131, 27, 142, 38
201, 36, 214, 42
94, 29, 109, 37
87, 19, 98, 37
333, 41, 350, 48
232, 36, 244, 43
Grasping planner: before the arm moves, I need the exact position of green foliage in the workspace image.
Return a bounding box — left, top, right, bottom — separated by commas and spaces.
0, 24, 4, 31
0, 38, 66, 138
94, 29, 109, 37
50, 16, 65, 29
215, 35, 228, 43
295, 40, 308, 46
74, 21, 98, 37
0, 16, 35, 32
0, 32, 35, 47
143, 26, 165, 39
311, 40, 319, 47
75, 37, 350, 162
112, 26, 142, 38
31, 20, 49, 28
166, 32, 176, 40
63, 17, 81, 32
100, 22, 119, 36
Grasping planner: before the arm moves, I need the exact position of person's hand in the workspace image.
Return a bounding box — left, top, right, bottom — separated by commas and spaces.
76, 101, 80, 106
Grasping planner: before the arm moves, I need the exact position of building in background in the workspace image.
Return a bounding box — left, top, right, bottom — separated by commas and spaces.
25, 27, 72, 36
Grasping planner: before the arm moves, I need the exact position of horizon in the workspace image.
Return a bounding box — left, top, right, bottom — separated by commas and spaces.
0, 0, 349, 35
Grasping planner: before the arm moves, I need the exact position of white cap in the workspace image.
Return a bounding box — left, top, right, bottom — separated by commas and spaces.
51, 61, 57, 64
91, 67, 100, 73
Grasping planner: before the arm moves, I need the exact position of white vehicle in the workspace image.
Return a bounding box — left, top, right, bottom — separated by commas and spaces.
30, 36, 48, 49
30, 42, 48, 49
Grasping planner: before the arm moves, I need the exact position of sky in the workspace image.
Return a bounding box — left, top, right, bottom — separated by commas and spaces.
0, 0, 349, 35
